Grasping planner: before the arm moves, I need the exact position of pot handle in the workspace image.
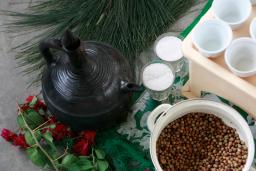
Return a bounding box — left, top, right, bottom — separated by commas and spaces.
39, 38, 63, 66
147, 104, 172, 132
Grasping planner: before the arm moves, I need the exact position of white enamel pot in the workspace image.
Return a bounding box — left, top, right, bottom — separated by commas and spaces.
147, 99, 255, 171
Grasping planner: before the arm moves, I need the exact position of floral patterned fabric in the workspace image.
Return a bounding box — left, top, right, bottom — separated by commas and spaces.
117, 0, 256, 168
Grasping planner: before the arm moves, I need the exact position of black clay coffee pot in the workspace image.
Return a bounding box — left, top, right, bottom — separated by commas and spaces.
39, 30, 140, 130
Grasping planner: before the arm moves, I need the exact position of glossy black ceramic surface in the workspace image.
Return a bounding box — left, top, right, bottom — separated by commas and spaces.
40, 30, 140, 130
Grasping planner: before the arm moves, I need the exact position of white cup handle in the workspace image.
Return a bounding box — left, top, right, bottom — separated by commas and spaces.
147, 104, 172, 132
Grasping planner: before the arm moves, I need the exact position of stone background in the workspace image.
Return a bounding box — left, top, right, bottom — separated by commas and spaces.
0, 1, 206, 170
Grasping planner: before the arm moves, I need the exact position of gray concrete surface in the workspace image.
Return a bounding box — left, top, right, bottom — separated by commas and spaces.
0, 1, 206, 170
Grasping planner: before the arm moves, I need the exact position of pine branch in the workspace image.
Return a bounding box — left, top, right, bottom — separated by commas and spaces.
4, 0, 196, 87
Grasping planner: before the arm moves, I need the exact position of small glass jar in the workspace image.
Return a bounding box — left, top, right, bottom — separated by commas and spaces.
154, 33, 188, 78
141, 60, 175, 101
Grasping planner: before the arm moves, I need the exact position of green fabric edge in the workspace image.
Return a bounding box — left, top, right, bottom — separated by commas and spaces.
179, 0, 213, 39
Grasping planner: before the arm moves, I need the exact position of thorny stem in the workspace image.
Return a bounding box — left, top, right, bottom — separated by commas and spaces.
53, 147, 69, 162
27, 144, 38, 149
17, 104, 59, 171
92, 148, 96, 167
33, 119, 51, 132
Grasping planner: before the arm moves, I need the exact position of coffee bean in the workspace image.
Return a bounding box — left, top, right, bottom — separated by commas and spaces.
156, 113, 247, 171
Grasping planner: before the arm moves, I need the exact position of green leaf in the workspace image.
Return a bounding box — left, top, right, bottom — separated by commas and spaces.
44, 145, 59, 160
49, 124, 56, 129
95, 149, 106, 159
24, 110, 45, 129
56, 138, 75, 149
81, 163, 94, 170
26, 147, 48, 167
43, 131, 56, 151
77, 158, 93, 170
38, 108, 46, 115
34, 130, 42, 141
67, 164, 80, 171
97, 160, 109, 171
17, 114, 26, 128
81, 166, 94, 170
24, 131, 36, 146
43, 131, 53, 143
61, 154, 77, 166
29, 96, 38, 107
79, 156, 91, 160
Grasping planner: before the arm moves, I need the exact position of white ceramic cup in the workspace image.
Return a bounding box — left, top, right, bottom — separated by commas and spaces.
225, 38, 256, 77
250, 18, 256, 40
147, 99, 255, 171
192, 19, 232, 58
212, 0, 252, 29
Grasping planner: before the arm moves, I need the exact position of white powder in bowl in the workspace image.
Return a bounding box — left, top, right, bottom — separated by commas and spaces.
155, 36, 183, 62
142, 63, 174, 91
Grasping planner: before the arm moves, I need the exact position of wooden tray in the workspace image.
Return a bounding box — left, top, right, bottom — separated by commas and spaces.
182, 6, 256, 118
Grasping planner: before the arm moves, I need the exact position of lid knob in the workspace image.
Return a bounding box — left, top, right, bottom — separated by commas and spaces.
62, 30, 81, 51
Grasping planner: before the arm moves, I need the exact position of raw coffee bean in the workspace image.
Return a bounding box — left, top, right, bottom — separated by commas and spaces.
156, 113, 248, 171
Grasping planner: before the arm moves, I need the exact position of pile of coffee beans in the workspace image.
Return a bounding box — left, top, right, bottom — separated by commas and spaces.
156, 113, 248, 171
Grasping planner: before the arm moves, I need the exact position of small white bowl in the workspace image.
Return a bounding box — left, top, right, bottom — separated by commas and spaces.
250, 18, 256, 40
192, 19, 232, 58
212, 0, 252, 29
225, 38, 256, 77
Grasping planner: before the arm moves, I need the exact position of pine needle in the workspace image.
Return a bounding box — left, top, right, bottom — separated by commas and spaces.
4, 0, 196, 86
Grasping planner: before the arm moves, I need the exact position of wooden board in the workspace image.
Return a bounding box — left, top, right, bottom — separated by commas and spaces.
182, 6, 256, 117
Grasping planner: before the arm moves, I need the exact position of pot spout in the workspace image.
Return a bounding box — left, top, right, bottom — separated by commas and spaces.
120, 81, 142, 93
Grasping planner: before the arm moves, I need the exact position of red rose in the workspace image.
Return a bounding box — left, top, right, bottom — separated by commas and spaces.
13, 134, 28, 148
48, 116, 57, 124
25, 96, 47, 112
34, 99, 47, 112
41, 116, 58, 133
51, 123, 72, 141
1, 129, 17, 142
20, 104, 30, 111
25, 96, 34, 103
82, 131, 96, 144
72, 139, 90, 156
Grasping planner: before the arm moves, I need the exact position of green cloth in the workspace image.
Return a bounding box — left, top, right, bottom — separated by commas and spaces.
97, 0, 254, 170
180, 0, 213, 39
